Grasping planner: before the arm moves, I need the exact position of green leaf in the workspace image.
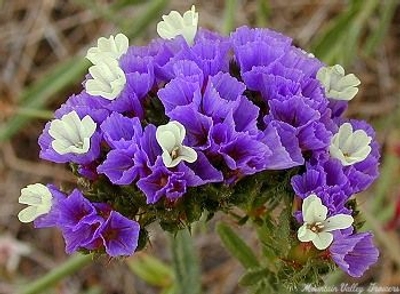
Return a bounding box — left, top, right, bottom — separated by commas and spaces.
364, 0, 398, 56
311, 0, 379, 65
170, 229, 202, 294
216, 222, 259, 269
256, 207, 292, 270
126, 253, 174, 287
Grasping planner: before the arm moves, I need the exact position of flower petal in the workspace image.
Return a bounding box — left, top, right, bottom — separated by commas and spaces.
324, 214, 354, 231
312, 231, 333, 250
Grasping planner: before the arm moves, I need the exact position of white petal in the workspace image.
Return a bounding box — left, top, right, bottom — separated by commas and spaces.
301, 194, 320, 214
179, 146, 197, 163
19, 183, 52, 206
162, 152, 174, 167
18, 206, 40, 223
337, 123, 353, 148
156, 6, 198, 45
85, 59, 126, 100
297, 225, 315, 242
330, 123, 372, 166
81, 115, 97, 138
317, 64, 360, 101
156, 130, 177, 153
302, 194, 327, 224
316, 67, 331, 90
114, 33, 129, 56
312, 232, 333, 250
337, 73, 361, 88
170, 121, 186, 144
86, 33, 129, 64
49, 111, 96, 155
324, 214, 354, 231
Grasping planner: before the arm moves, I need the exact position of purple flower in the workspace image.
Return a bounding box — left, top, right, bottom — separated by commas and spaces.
158, 72, 202, 115
259, 121, 304, 169
230, 26, 292, 73
100, 112, 142, 150
62, 215, 104, 254
169, 105, 213, 150
97, 147, 140, 185
137, 163, 186, 204
98, 211, 140, 257
330, 232, 379, 277
58, 190, 98, 229
119, 55, 155, 99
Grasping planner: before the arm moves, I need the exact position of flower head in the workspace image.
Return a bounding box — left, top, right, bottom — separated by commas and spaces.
156, 121, 197, 168
330, 123, 372, 166
330, 232, 379, 277
85, 58, 126, 100
86, 33, 129, 64
49, 111, 96, 155
297, 194, 354, 250
99, 211, 140, 257
18, 183, 53, 223
157, 5, 198, 45
317, 64, 361, 101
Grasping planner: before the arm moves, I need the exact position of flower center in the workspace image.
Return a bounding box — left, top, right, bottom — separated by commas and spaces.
75, 141, 84, 149
171, 147, 180, 160
308, 221, 324, 233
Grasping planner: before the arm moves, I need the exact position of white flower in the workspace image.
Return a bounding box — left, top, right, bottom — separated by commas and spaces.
86, 33, 129, 64
157, 5, 198, 45
297, 194, 354, 250
329, 123, 372, 166
85, 58, 126, 100
316, 64, 361, 101
156, 121, 197, 168
49, 111, 97, 155
17, 183, 53, 223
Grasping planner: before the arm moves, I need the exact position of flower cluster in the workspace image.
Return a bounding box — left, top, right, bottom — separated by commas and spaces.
18, 6, 379, 278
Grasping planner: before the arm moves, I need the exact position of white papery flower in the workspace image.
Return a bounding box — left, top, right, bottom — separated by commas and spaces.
86, 33, 129, 64
316, 64, 361, 101
49, 111, 96, 155
329, 123, 372, 166
18, 183, 53, 223
85, 58, 126, 100
156, 121, 197, 168
297, 194, 354, 250
157, 5, 198, 45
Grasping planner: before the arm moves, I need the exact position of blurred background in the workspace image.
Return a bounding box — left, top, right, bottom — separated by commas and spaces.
1, 0, 400, 293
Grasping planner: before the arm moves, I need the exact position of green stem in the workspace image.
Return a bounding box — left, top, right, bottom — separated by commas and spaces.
14, 107, 54, 120
19, 254, 93, 294
121, 0, 167, 37
223, 0, 238, 34
169, 230, 202, 294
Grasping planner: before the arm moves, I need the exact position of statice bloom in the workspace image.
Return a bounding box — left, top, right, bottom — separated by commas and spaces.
330, 232, 379, 277
39, 111, 101, 165
25, 6, 380, 276
297, 194, 353, 250
86, 33, 129, 64
18, 183, 66, 228
58, 190, 140, 256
